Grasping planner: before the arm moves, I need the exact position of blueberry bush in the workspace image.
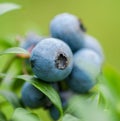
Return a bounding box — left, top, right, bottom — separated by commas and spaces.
0, 2, 120, 121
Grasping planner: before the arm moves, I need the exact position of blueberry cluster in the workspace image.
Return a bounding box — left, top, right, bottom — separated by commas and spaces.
20, 13, 104, 120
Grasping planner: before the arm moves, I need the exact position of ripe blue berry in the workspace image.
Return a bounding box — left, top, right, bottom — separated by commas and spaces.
49, 105, 60, 120
30, 38, 73, 82
20, 32, 43, 53
21, 82, 45, 108
66, 48, 103, 93
50, 13, 86, 52
83, 34, 104, 61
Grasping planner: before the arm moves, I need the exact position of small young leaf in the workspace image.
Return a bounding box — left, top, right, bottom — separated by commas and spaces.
62, 114, 80, 121
0, 47, 30, 56
12, 108, 41, 121
17, 75, 63, 116
0, 90, 21, 108
0, 3, 21, 15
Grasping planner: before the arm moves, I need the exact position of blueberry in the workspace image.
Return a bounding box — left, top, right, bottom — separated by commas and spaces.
83, 34, 104, 61
30, 38, 73, 82
49, 105, 60, 120
50, 13, 86, 52
66, 66, 93, 93
20, 32, 44, 53
19, 32, 44, 72
21, 82, 45, 108
66, 49, 103, 93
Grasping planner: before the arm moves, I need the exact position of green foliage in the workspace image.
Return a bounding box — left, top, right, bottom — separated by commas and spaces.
66, 95, 109, 121
0, 111, 7, 121
0, 47, 30, 56
12, 108, 41, 121
0, 2, 120, 121
1, 37, 120, 121
0, 3, 21, 15
61, 114, 80, 121
1, 49, 120, 121
0, 90, 21, 108
103, 65, 120, 95
17, 75, 63, 116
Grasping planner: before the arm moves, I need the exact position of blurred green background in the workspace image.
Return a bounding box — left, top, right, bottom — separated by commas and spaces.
0, 0, 120, 70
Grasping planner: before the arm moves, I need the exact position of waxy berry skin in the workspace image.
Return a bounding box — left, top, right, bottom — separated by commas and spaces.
18, 33, 44, 59
66, 48, 103, 93
49, 105, 60, 120
30, 38, 73, 82
83, 34, 104, 61
50, 13, 86, 52
20, 32, 44, 53
21, 82, 45, 108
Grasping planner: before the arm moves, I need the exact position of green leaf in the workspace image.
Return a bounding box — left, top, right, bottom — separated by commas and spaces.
0, 90, 21, 108
102, 65, 120, 95
88, 93, 100, 104
62, 114, 80, 121
0, 73, 6, 84
0, 47, 30, 56
0, 111, 7, 121
12, 108, 41, 121
0, 73, 6, 78
0, 38, 13, 47
66, 95, 109, 121
17, 75, 63, 116
97, 84, 116, 107
0, 3, 21, 15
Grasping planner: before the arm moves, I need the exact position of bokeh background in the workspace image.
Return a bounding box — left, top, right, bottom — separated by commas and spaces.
0, 0, 120, 70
